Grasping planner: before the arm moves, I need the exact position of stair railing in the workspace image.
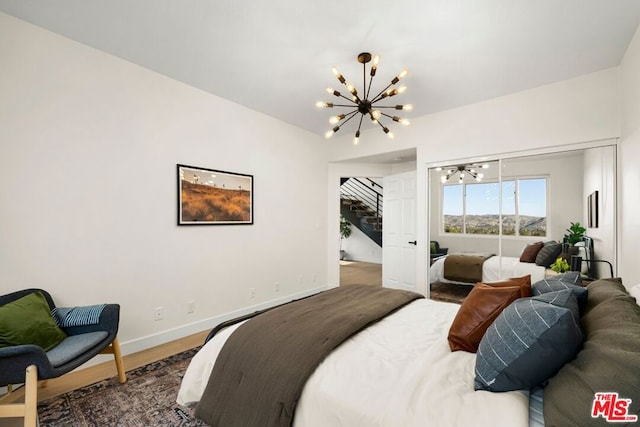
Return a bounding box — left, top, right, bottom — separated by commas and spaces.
340, 178, 383, 218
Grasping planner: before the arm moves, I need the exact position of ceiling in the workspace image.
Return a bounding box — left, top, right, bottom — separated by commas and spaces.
2, 0, 640, 140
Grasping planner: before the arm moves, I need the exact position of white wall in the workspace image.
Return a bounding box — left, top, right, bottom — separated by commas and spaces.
0, 13, 328, 356
621, 25, 640, 288
341, 226, 382, 264
328, 68, 620, 295
583, 146, 617, 278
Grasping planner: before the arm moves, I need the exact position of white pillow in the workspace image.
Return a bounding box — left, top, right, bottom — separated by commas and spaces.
629, 284, 640, 307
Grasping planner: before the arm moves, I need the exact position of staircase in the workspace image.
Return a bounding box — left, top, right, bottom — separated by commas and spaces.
340, 177, 383, 247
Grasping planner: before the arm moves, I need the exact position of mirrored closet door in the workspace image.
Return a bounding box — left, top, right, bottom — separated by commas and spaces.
427, 144, 617, 287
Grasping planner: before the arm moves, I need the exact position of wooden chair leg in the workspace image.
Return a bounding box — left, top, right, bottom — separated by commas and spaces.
101, 336, 127, 383
0, 365, 38, 427
24, 365, 38, 427
111, 337, 127, 384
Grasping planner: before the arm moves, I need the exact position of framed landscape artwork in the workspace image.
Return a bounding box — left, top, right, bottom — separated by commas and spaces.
177, 164, 253, 225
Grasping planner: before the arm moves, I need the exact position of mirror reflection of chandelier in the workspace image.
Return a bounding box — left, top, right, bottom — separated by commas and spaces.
438, 163, 490, 184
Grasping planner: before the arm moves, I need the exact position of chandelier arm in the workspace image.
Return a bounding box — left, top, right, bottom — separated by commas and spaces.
331, 103, 359, 108
355, 114, 364, 134
374, 117, 388, 130
337, 93, 358, 103
363, 60, 368, 101
333, 110, 360, 130
369, 82, 395, 104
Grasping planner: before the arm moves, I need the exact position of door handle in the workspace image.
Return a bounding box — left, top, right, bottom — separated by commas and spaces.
408, 240, 417, 245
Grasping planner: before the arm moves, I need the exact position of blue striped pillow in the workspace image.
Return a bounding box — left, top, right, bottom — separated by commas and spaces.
474, 289, 584, 392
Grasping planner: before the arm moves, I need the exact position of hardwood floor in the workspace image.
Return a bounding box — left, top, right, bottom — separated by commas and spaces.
2, 330, 209, 404
340, 260, 382, 286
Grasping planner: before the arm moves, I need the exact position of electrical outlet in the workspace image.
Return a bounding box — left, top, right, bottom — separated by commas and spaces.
274, 282, 280, 292
154, 307, 163, 321
187, 300, 195, 314
249, 288, 256, 298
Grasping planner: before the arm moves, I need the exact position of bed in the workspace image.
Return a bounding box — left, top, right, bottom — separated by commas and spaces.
429, 254, 547, 284
177, 278, 640, 427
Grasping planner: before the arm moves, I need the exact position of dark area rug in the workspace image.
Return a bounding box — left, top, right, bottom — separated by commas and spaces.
38, 347, 206, 426
430, 281, 473, 304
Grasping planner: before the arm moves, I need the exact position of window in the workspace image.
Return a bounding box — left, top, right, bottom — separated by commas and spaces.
443, 178, 547, 236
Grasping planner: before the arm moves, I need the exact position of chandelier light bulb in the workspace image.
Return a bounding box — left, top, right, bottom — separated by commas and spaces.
397, 85, 407, 94
372, 110, 381, 119
325, 130, 334, 139
436, 167, 443, 171
398, 69, 409, 79
354, 130, 360, 145
403, 104, 413, 111
326, 87, 340, 97
478, 173, 484, 179
482, 164, 490, 169
441, 175, 447, 183
329, 114, 345, 124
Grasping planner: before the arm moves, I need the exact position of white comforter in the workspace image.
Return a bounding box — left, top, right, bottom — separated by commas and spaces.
177, 299, 529, 427
430, 255, 546, 285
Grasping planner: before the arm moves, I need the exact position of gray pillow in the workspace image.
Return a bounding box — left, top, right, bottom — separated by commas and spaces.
535, 242, 562, 267
474, 289, 584, 392
531, 271, 587, 312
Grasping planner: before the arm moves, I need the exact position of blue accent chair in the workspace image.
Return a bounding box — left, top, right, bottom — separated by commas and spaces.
0, 288, 126, 426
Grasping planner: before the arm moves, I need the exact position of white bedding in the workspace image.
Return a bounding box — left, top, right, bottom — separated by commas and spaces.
429, 255, 546, 285
177, 299, 530, 427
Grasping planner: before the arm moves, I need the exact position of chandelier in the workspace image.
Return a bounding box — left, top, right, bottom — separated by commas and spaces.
437, 163, 490, 184
316, 52, 412, 144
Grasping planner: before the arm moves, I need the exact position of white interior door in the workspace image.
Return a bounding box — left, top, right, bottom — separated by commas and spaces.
383, 171, 417, 290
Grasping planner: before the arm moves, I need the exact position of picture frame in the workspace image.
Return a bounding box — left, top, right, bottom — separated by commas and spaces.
588, 190, 598, 228
177, 164, 253, 225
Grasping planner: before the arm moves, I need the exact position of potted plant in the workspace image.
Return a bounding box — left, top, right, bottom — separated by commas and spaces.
550, 257, 570, 273
564, 221, 586, 245
339, 216, 352, 260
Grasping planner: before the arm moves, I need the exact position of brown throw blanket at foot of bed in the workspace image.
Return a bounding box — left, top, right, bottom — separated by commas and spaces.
194, 285, 423, 427
443, 253, 495, 283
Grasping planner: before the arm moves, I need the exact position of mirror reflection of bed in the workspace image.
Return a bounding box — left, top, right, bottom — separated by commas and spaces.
428, 144, 617, 302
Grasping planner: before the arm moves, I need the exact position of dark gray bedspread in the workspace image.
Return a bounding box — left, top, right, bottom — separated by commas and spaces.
195, 285, 423, 427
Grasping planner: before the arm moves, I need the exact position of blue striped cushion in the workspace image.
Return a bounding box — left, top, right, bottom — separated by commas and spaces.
474, 289, 584, 392
52, 304, 106, 328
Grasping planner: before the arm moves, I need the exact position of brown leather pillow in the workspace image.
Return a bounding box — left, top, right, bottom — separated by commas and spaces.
447, 284, 521, 353
519, 242, 544, 263
481, 275, 532, 298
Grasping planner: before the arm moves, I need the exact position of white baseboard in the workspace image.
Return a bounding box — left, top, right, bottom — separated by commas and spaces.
81, 285, 329, 369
